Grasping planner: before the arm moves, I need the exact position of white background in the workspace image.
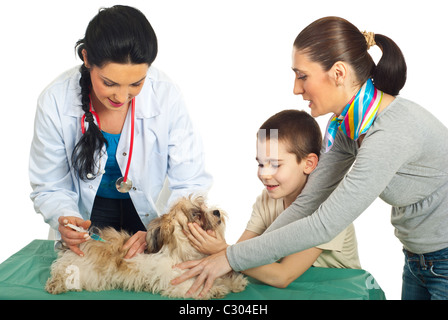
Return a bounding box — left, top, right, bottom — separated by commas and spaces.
1, 0, 447, 300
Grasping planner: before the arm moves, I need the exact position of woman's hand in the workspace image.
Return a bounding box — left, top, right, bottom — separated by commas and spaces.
123, 231, 147, 259
185, 222, 228, 255
170, 250, 233, 298
58, 216, 91, 257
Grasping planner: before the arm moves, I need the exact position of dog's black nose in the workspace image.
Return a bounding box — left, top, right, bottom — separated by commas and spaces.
213, 210, 220, 217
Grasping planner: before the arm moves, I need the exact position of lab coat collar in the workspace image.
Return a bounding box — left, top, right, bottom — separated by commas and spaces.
134, 77, 161, 119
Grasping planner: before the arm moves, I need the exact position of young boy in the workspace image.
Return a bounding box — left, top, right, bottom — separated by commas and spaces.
186, 110, 360, 288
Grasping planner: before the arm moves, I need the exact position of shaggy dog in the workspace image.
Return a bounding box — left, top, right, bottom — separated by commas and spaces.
45, 196, 247, 299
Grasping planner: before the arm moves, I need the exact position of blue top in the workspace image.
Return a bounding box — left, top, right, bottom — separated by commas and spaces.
96, 131, 130, 199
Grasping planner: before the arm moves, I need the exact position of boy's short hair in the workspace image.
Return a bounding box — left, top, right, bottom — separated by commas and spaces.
258, 109, 322, 162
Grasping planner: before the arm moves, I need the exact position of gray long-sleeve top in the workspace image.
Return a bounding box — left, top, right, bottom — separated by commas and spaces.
227, 97, 448, 271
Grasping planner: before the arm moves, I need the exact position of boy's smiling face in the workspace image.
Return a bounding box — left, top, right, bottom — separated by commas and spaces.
256, 138, 311, 208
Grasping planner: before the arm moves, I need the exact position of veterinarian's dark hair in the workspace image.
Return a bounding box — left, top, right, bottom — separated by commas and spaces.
258, 109, 322, 162
72, 5, 158, 180
293, 16, 406, 96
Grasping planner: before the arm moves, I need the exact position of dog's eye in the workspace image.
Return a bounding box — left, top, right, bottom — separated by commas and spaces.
192, 210, 202, 217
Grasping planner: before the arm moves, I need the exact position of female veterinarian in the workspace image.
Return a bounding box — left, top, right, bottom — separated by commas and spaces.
172, 16, 448, 300
29, 6, 211, 259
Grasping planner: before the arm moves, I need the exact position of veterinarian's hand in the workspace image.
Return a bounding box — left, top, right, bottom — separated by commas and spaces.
123, 231, 147, 259
58, 216, 91, 257
171, 250, 232, 298
185, 223, 228, 255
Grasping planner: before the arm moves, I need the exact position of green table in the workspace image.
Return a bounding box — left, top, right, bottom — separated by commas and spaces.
0, 240, 385, 300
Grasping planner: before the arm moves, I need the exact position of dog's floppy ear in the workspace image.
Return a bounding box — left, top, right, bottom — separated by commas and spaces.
146, 217, 164, 253
146, 227, 163, 253
145, 215, 173, 253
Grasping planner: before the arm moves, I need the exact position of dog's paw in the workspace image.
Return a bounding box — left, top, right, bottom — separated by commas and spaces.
222, 272, 248, 293
45, 277, 67, 295
203, 285, 231, 299
231, 275, 248, 293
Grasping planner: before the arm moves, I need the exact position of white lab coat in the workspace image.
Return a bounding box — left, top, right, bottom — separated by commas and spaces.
29, 65, 212, 232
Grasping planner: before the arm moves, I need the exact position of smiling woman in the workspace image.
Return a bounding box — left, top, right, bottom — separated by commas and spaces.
86, 62, 148, 110
29, 5, 212, 260
85, 62, 149, 134
72, 6, 157, 180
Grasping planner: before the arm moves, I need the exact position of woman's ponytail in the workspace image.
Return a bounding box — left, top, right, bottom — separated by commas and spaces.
372, 34, 407, 96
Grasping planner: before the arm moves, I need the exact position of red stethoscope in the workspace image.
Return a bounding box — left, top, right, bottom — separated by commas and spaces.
82, 96, 135, 193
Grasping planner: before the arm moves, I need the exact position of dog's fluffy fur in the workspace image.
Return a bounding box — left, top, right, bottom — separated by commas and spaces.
45, 196, 247, 299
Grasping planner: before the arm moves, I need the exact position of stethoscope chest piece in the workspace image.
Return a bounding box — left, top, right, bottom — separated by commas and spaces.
115, 177, 133, 193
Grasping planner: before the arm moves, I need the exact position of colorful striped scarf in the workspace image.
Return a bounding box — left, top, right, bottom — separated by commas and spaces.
324, 78, 383, 152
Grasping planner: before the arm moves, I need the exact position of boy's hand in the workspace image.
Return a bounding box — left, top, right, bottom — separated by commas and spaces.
184, 222, 228, 255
